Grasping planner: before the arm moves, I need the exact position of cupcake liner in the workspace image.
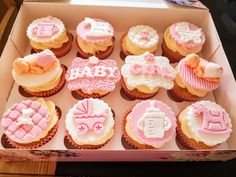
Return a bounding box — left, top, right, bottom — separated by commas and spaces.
122, 109, 154, 149
176, 115, 217, 150
161, 39, 184, 63
20, 64, 67, 98
121, 78, 158, 100
76, 37, 115, 59
168, 82, 200, 102
64, 131, 111, 149
120, 33, 156, 58
72, 89, 109, 99
33, 32, 73, 58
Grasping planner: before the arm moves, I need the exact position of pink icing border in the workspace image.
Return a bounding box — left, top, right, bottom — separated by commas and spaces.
76, 18, 114, 44
65, 57, 121, 93
128, 100, 176, 147
170, 22, 205, 48
178, 59, 220, 91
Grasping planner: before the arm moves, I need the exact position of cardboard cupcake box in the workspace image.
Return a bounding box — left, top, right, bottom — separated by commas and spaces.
0, 1, 236, 161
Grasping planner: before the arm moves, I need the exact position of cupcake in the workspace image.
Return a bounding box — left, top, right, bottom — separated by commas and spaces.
123, 100, 176, 149
168, 54, 223, 102
12, 49, 66, 97
1, 99, 60, 149
176, 101, 232, 150
162, 22, 205, 63
65, 98, 115, 149
65, 56, 120, 98
27, 16, 73, 58
76, 17, 115, 59
121, 52, 176, 99
121, 25, 159, 57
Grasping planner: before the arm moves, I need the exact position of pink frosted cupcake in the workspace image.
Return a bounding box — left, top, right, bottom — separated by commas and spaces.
123, 100, 176, 149
168, 54, 223, 102
65, 56, 121, 98
76, 17, 115, 59
1, 99, 60, 149
162, 22, 205, 63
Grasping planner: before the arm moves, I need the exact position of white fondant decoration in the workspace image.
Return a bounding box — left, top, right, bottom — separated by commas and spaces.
27, 16, 66, 43
175, 22, 202, 44
137, 101, 171, 138
121, 52, 176, 90
94, 66, 108, 77
88, 56, 99, 65
67, 66, 116, 81
128, 25, 159, 48
203, 63, 223, 78
18, 109, 34, 126
84, 17, 113, 37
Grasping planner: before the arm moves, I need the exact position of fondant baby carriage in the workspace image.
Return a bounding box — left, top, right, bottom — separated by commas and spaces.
73, 99, 108, 135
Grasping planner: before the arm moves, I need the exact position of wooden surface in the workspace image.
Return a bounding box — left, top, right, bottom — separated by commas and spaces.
0, 0, 16, 40
0, 161, 56, 176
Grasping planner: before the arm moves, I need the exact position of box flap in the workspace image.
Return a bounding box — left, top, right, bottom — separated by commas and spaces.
0, 38, 21, 115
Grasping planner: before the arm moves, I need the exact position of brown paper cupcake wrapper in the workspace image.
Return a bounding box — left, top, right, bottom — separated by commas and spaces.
20, 64, 67, 98
73, 89, 109, 99
76, 37, 115, 59
176, 114, 217, 150
161, 39, 184, 63
122, 109, 155, 149
168, 82, 200, 102
64, 131, 112, 149
120, 33, 156, 58
121, 78, 158, 100
33, 32, 73, 58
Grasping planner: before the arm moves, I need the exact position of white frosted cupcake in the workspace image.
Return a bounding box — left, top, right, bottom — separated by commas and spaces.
12, 49, 66, 97
177, 100, 232, 150
27, 16, 73, 57
121, 25, 159, 56
65, 98, 115, 149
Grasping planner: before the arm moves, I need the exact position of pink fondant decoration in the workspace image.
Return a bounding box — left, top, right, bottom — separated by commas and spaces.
72, 99, 108, 135
93, 122, 104, 134
130, 63, 172, 77
192, 103, 232, 135
36, 50, 56, 67
65, 57, 121, 94
144, 53, 155, 62
178, 59, 220, 91
76, 18, 114, 44
1, 100, 50, 143
139, 31, 150, 41
32, 18, 59, 38
170, 22, 205, 48
129, 100, 176, 147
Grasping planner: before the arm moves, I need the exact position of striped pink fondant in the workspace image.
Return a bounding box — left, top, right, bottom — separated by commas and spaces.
178, 59, 220, 91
